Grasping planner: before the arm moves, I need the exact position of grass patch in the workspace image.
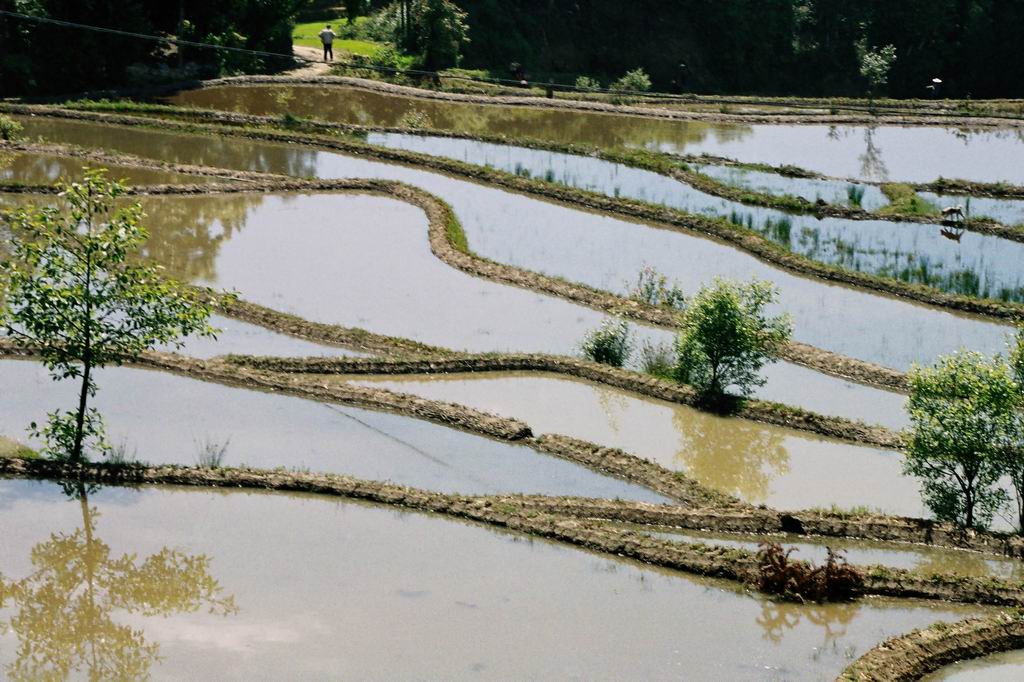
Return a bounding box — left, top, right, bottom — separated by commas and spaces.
0, 436, 38, 459
878, 183, 940, 216
293, 16, 381, 57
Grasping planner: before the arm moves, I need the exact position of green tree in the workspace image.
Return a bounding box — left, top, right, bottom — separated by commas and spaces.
414, 0, 470, 70
999, 328, 1024, 532
858, 42, 897, 98
674, 279, 792, 402
346, 0, 367, 25
0, 170, 221, 463
902, 351, 1019, 529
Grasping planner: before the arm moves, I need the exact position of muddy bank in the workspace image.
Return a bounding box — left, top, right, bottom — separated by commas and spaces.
841, 613, 1024, 681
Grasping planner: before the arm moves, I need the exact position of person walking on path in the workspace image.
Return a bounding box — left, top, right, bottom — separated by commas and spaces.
319, 25, 336, 62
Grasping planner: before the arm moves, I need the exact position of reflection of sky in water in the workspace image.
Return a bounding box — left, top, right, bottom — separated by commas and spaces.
921, 191, 1024, 227
925, 648, 1024, 681
370, 133, 1024, 300
0, 479, 986, 680
0, 360, 667, 503
694, 163, 890, 211
15, 117, 1012, 372
647, 125, 1024, 184
352, 372, 920, 515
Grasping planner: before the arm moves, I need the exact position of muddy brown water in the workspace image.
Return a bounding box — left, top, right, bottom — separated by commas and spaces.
642, 528, 1024, 581
166, 84, 1024, 183
348, 372, 921, 515
0, 359, 666, 502
368, 132, 1024, 302
0, 478, 985, 680
14, 115, 1011, 377
923, 649, 1024, 680
0, 184, 910, 427
0, 149, 207, 185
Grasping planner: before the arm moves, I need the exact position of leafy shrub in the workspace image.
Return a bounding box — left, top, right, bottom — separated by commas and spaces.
754, 542, 863, 603
579, 317, 633, 367
370, 45, 403, 72
628, 265, 686, 310
0, 114, 24, 141
574, 76, 601, 92
610, 68, 651, 102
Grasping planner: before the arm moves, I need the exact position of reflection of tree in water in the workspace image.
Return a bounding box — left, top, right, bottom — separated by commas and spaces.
137, 193, 268, 283
858, 127, 889, 182
594, 385, 628, 433
21, 118, 320, 179
0, 482, 237, 680
178, 85, 753, 152
671, 409, 789, 503
909, 547, 1023, 581
756, 599, 859, 645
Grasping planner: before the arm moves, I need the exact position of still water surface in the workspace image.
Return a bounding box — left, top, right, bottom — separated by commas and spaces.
0, 478, 984, 680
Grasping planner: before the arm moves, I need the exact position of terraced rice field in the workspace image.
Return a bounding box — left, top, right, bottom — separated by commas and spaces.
2, 83, 1024, 679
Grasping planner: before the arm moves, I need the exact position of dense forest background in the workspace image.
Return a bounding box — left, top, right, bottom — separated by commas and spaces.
453, 0, 1024, 98
2, 0, 1023, 98
0, 0, 305, 97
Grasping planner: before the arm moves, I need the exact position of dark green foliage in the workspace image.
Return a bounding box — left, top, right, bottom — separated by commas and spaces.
454, 0, 1024, 97
0, 0, 313, 96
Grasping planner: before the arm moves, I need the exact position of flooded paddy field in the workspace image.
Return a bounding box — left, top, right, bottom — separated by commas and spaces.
642, 528, 1024, 581
166, 84, 1024, 183
925, 649, 1024, 680
367, 132, 1024, 302
0, 478, 984, 680
921, 191, 1024, 227
349, 372, 918, 514
0, 149, 207, 186
6, 97, 1024, 678
693, 162, 891, 211
0, 360, 665, 501
0, 182, 903, 427
14, 116, 1013, 374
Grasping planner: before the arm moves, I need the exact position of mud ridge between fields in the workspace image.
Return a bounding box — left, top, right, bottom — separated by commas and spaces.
2, 456, 1024, 611
841, 612, 1024, 681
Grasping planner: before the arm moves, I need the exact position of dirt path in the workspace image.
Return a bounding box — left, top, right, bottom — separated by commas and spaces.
288, 46, 332, 77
